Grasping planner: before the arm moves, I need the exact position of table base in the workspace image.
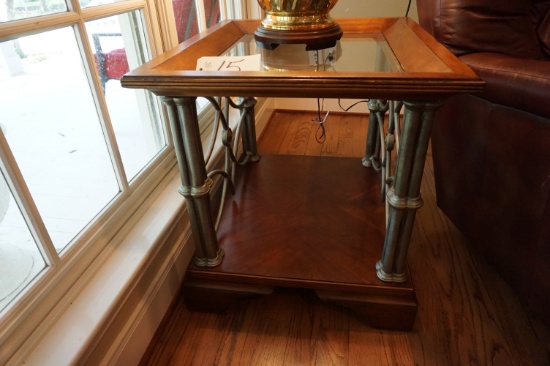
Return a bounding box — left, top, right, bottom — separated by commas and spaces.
183, 154, 417, 331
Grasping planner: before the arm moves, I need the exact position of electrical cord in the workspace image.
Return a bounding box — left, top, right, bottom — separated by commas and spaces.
312, 98, 328, 143
405, 0, 412, 17
315, 116, 327, 143
338, 98, 370, 112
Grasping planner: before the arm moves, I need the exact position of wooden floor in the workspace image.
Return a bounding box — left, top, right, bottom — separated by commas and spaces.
140, 110, 550, 365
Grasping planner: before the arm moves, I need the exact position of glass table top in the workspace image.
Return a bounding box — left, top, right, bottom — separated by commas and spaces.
222, 34, 402, 73
121, 18, 483, 100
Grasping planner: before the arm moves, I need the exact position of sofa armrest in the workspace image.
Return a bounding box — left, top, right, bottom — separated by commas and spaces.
460, 53, 550, 119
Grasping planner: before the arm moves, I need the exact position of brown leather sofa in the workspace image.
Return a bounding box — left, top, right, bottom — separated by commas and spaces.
416, 0, 550, 325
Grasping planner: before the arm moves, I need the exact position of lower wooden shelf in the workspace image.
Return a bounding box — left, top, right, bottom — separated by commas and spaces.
184, 154, 417, 330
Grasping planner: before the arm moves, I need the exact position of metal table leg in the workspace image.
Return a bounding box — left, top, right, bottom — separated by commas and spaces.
240, 97, 261, 163
162, 96, 223, 267
374, 100, 440, 282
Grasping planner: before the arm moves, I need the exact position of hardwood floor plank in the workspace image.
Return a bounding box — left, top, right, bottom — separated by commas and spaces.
286, 119, 314, 156
313, 328, 348, 365
141, 110, 550, 366
410, 149, 548, 366
281, 294, 316, 366
348, 323, 416, 365
257, 110, 293, 154
271, 112, 308, 155
215, 306, 256, 365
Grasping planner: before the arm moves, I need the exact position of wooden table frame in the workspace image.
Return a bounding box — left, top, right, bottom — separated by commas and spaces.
122, 18, 483, 330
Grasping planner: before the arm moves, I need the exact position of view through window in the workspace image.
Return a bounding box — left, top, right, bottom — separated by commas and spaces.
0, 0, 226, 361
172, 0, 220, 43
0, 13, 166, 311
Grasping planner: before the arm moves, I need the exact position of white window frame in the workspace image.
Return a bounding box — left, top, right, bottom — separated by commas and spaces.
0, 1, 173, 361
0, 0, 238, 363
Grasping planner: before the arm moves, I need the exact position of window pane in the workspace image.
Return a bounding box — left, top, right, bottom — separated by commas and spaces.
172, 0, 199, 43
0, 0, 67, 22
87, 12, 165, 181
0, 169, 46, 313
171, 0, 221, 43
204, 0, 220, 28
0, 28, 120, 252
80, 0, 122, 9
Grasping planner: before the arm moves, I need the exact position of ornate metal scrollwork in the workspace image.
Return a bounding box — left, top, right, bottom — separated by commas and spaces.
202, 96, 261, 230
364, 99, 403, 226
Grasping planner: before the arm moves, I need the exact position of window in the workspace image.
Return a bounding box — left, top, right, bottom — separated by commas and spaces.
1, 5, 164, 305
171, 0, 222, 111
0, 0, 234, 362
172, 0, 220, 43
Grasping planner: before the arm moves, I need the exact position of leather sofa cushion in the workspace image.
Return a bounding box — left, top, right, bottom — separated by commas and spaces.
460, 52, 550, 119
532, 0, 550, 58
436, 0, 544, 59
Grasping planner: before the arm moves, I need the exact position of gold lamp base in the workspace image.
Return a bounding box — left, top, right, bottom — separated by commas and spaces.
255, 0, 342, 50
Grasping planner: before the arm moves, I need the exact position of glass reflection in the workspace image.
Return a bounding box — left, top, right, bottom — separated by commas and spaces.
223, 34, 402, 73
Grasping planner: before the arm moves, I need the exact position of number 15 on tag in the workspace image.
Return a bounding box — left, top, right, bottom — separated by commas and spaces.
196, 55, 262, 71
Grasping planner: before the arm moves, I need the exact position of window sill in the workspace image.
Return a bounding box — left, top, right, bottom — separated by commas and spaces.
20, 166, 194, 365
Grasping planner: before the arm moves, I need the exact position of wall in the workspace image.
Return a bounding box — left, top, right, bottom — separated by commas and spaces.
246, 0, 417, 20
331, 0, 417, 21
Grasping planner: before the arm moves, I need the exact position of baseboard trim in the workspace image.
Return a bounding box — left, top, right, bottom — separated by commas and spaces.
91, 218, 194, 365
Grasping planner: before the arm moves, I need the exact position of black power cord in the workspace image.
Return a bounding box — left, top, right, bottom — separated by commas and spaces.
312, 98, 329, 144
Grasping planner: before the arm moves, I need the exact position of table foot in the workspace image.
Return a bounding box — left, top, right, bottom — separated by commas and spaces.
375, 260, 408, 283
182, 277, 417, 331
194, 248, 225, 267
315, 289, 417, 331
182, 278, 274, 313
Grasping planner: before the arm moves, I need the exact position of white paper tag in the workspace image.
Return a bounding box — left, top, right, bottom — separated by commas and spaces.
196, 54, 262, 72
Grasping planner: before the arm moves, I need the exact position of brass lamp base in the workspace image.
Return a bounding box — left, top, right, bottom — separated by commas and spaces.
254, 24, 343, 50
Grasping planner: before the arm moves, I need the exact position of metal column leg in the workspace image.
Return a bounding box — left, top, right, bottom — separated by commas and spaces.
241, 97, 261, 163
162, 96, 223, 267
362, 99, 383, 168
376, 100, 440, 282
